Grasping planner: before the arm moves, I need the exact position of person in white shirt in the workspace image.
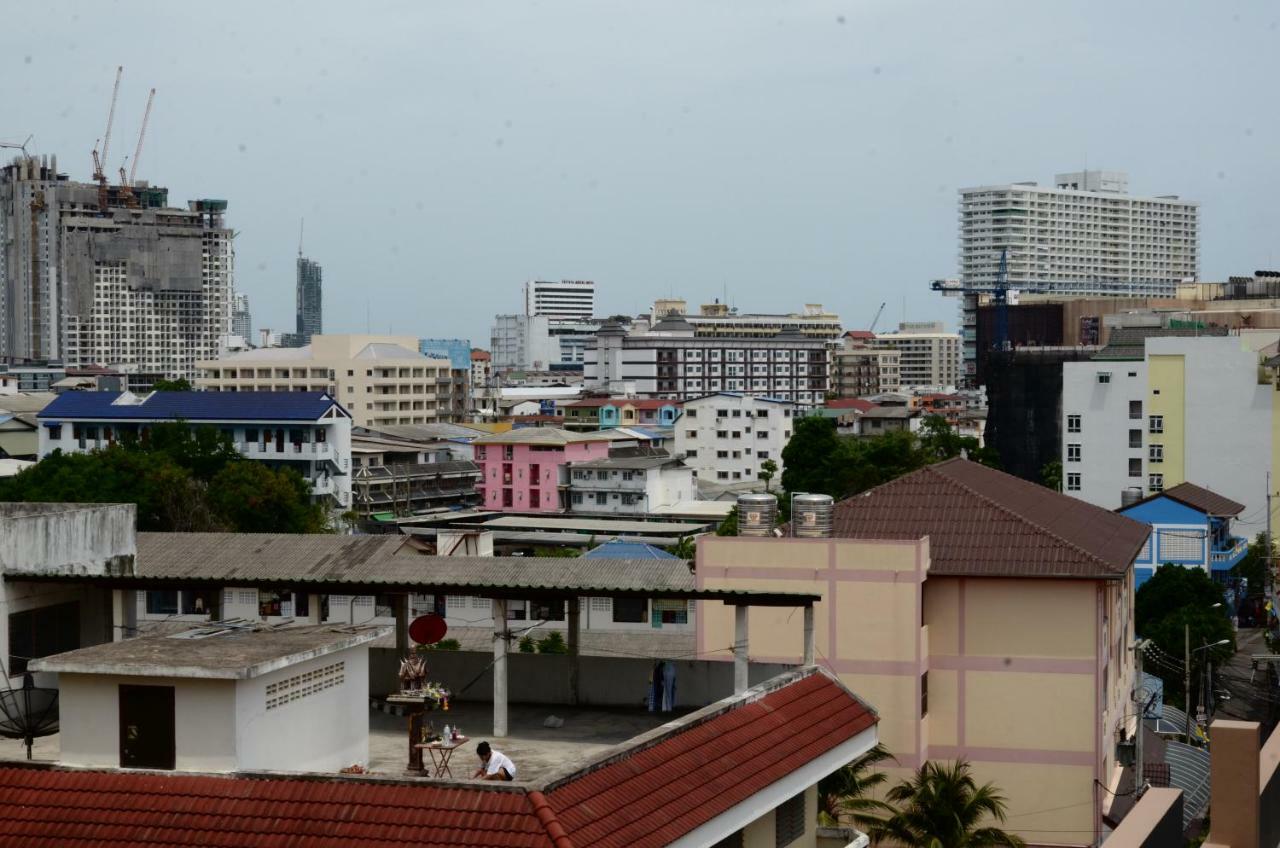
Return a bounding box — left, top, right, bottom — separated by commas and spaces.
472, 741, 517, 781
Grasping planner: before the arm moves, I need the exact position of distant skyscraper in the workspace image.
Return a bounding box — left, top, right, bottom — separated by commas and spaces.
231, 293, 252, 340
523, 279, 595, 320
296, 256, 322, 344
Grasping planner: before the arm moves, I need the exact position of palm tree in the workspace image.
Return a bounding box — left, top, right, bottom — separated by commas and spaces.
869, 760, 1025, 848
818, 743, 896, 828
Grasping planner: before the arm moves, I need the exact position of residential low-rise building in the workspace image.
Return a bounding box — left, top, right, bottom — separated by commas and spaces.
874, 322, 962, 388
36, 391, 353, 508
473, 427, 621, 512
673, 393, 796, 486
559, 397, 681, 431
831, 344, 902, 397
197, 334, 462, 426
351, 428, 481, 518
567, 446, 695, 515
1116, 482, 1249, 587
849, 405, 922, 436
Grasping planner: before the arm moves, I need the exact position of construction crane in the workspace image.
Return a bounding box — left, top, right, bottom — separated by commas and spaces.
128, 88, 155, 187
92, 66, 123, 212
868, 301, 886, 333
0, 135, 33, 160
930, 248, 1055, 352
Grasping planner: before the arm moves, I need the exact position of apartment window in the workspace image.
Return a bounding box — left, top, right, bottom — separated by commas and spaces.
716, 409, 728, 418
622, 471, 635, 481
503, 446, 513, 460
146, 590, 179, 615
502, 489, 513, 507
8, 601, 79, 675
1067, 444, 1081, 462
1149, 444, 1163, 463
46, 424, 62, 440
612, 598, 647, 623
731, 409, 741, 417
1066, 414, 1081, 433
758, 451, 769, 459
1129, 458, 1142, 478
571, 492, 583, 505
1149, 415, 1164, 434
1097, 372, 1112, 384
475, 446, 486, 460
1129, 400, 1142, 420
717, 450, 728, 459
1066, 473, 1081, 492
686, 430, 697, 438
596, 493, 608, 505
775, 792, 806, 847
717, 471, 728, 480
1149, 473, 1164, 493
716, 430, 729, 438
921, 671, 929, 717
685, 450, 697, 458
1129, 429, 1142, 449
685, 409, 696, 418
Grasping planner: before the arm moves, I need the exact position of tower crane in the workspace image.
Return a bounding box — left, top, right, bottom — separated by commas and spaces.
92, 66, 123, 212
128, 88, 155, 187
0, 135, 34, 160
930, 248, 1055, 352
868, 301, 886, 333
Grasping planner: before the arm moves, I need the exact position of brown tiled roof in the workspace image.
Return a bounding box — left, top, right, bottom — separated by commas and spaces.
824, 458, 1149, 579
1121, 481, 1246, 517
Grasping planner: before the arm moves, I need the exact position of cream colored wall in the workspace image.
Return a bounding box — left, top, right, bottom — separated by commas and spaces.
962, 578, 1095, 659
57, 673, 237, 771
739, 785, 819, 848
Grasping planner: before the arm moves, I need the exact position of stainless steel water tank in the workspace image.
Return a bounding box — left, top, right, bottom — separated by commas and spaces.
1121, 487, 1144, 507
737, 493, 778, 536
792, 493, 834, 538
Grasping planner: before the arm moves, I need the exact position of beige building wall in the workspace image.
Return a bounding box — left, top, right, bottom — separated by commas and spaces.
197, 334, 457, 427
698, 535, 1128, 847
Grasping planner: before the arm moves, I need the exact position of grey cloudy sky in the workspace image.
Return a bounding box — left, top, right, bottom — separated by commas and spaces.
4, 1, 1277, 345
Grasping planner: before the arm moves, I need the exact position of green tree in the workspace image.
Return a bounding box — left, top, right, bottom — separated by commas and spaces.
666, 536, 697, 559
536, 631, 568, 654
758, 458, 779, 492
869, 760, 1025, 848
206, 461, 327, 533
133, 421, 241, 481
1039, 460, 1062, 493
716, 505, 739, 537
1230, 533, 1272, 599
1135, 564, 1235, 711
918, 415, 1000, 468
818, 743, 895, 828
151, 377, 193, 391
781, 416, 851, 497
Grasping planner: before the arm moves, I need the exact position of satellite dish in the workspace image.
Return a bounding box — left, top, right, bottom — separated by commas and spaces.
409, 613, 448, 645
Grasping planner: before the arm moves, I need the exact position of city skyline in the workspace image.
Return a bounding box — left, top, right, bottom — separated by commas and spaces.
3, 2, 1278, 347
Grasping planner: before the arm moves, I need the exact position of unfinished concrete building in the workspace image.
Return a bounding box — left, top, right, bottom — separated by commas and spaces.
0, 154, 232, 380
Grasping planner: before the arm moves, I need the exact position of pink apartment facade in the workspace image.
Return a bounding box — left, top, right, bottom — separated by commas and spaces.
474, 429, 618, 512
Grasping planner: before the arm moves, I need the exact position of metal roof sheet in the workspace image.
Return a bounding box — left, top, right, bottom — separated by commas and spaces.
38, 391, 347, 422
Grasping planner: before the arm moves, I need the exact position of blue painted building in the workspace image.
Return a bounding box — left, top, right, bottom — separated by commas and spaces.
1117, 482, 1248, 587
419, 338, 472, 371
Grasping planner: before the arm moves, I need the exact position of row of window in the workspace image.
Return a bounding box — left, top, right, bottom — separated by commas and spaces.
1066, 472, 1164, 493
1066, 413, 1164, 434
1067, 443, 1165, 463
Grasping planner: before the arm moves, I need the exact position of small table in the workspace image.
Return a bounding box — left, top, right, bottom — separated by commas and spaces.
416, 736, 470, 778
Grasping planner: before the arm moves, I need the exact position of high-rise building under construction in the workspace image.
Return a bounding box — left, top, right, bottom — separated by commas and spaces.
0, 153, 233, 380
296, 256, 322, 344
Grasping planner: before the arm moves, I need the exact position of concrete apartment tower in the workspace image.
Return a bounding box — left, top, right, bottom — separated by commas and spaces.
296, 255, 322, 344
0, 153, 233, 380
231, 292, 252, 340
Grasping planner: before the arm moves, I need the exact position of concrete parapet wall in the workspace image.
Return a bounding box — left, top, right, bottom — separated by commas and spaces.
369, 648, 793, 707
1102, 789, 1183, 848
0, 503, 135, 575
1262, 725, 1280, 848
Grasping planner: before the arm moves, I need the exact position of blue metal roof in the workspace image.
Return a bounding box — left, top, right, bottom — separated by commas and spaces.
38, 391, 348, 422
583, 539, 679, 559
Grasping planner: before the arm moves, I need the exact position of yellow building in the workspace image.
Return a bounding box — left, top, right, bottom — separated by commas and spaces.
197, 335, 462, 427
698, 458, 1149, 846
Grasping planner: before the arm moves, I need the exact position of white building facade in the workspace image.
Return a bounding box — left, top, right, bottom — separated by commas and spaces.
673, 393, 797, 486
1061, 333, 1280, 520
567, 451, 696, 515
873, 323, 962, 388
524, 279, 595, 320
586, 318, 830, 406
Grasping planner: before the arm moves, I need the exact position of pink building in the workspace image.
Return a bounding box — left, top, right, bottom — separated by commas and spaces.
474, 428, 620, 512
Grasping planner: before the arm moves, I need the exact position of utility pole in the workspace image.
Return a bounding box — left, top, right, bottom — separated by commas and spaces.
1268, 473, 1276, 616
1185, 623, 1192, 744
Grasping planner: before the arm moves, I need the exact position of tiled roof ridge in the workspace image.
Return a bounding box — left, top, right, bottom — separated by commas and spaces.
538, 666, 835, 793
928, 458, 1121, 574
527, 790, 575, 848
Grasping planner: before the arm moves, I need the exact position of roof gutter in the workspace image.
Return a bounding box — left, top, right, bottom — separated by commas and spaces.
526, 790, 574, 848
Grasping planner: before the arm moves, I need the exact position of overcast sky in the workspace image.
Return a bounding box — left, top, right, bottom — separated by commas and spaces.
3, 1, 1277, 345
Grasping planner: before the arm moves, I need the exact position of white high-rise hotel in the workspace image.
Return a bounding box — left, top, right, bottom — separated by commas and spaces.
523, 279, 595, 321
955, 170, 1199, 377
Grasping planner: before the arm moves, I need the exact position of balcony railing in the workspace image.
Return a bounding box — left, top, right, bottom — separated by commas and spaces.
242, 442, 334, 459
1210, 537, 1249, 565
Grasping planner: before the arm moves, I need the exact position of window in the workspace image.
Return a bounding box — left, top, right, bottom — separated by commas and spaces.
717, 471, 729, 480
622, 471, 635, 481
731, 409, 741, 417
686, 430, 697, 438
1149, 444, 1163, 463
1066, 473, 1081, 491
475, 446, 485, 460
758, 450, 769, 459
1066, 414, 1081, 433
530, 601, 565, 622
756, 430, 768, 439
716, 430, 729, 438
571, 491, 583, 505
146, 590, 179, 615
685, 449, 697, 458
503, 446, 513, 460
47, 424, 62, 440
8, 601, 79, 675
1129, 429, 1142, 448
1097, 372, 1111, 384
1129, 458, 1142, 478
612, 597, 648, 623
775, 792, 806, 847
1149, 415, 1163, 434
685, 409, 696, 418
596, 492, 608, 505
1149, 473, 1164, 493
717, 450, 728, 459
1129, 400, 1142, 420
921, 671, 928, 717
1067, 444, 1081, 462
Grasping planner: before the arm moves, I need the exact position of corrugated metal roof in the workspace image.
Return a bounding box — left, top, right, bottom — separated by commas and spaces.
583, 540, 679, 560
819, 458, 1149, 579
38, 391, 347, 422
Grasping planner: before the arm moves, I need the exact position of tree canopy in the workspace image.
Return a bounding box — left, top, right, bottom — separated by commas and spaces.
779, 414, 999, 505
1135, 564, 1235, 711
868, 760, 1025, 847
0, 422, 328, 533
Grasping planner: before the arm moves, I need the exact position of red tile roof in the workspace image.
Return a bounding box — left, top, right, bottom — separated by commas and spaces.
0, 669, 875, 848
825, 398, 877, 412
1120, 481, 1246, 517
543, 669, 876, 848
471, 350, 491, 361
821, 458, 1150, 579
844, 330, 877, 340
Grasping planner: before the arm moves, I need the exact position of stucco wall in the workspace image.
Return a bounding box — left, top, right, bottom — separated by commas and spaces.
235, 645, 369, 772
2, 580, 112, 687
0, 502, 135, 576
57, 672, 237, 771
